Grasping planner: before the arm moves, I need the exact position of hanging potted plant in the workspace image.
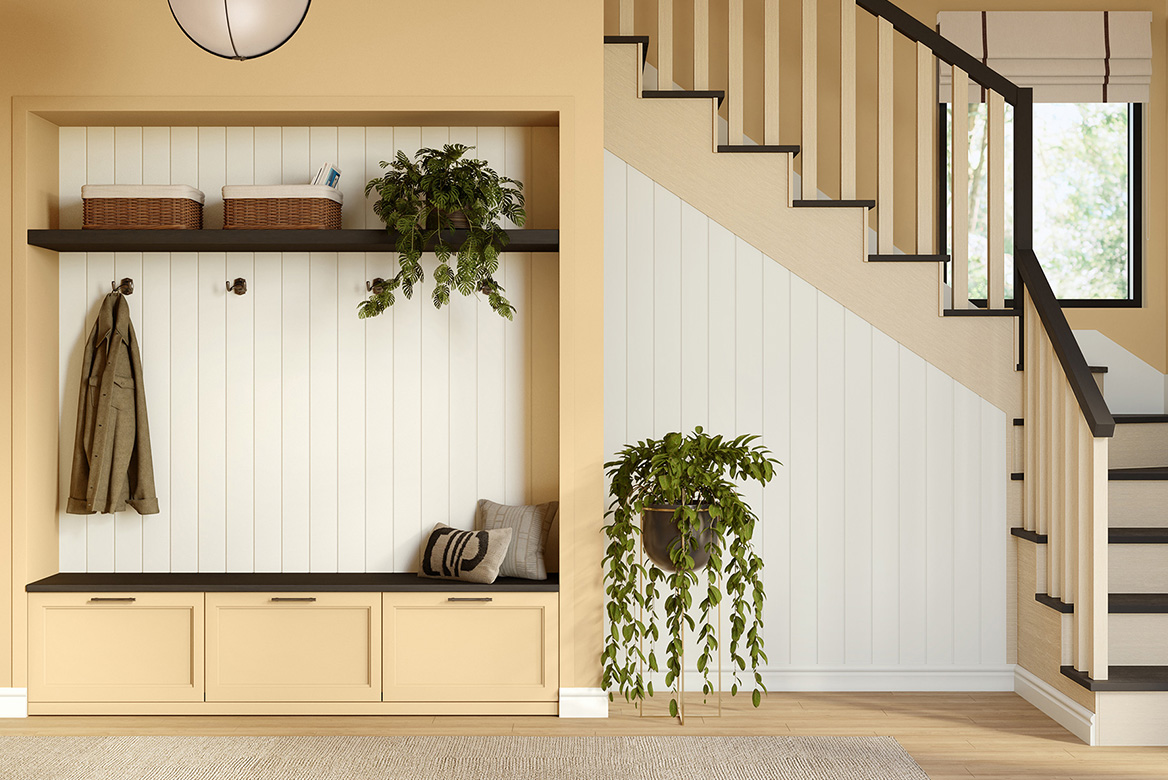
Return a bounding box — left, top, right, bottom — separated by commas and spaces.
602, 427, 779, 719
361, 143, 525, 320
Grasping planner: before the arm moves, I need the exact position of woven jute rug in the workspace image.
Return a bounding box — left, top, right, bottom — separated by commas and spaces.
0, 735, 928, 780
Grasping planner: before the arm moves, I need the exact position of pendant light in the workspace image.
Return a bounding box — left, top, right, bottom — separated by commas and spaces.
168, 0, 311, 61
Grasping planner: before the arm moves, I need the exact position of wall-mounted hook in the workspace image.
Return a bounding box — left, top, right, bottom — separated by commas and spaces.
226, 278, 248, 296
111, 278, 134, 295
366, 277, 387, 296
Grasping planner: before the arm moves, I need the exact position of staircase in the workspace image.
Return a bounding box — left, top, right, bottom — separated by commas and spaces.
604, 0, 1161, 747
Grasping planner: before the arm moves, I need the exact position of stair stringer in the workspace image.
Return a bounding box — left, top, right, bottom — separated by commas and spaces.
605, 42, 1020, 415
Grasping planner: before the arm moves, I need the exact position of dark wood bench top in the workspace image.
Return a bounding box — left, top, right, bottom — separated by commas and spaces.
26, 572, 559, 593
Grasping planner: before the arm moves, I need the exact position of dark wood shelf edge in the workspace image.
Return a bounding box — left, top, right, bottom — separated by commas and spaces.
1113, 414, 1168, 424
28, 229, 560, 254
26, 571, 560, 593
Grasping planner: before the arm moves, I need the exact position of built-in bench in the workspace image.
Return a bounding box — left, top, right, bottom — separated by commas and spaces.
25, 572, 559, 716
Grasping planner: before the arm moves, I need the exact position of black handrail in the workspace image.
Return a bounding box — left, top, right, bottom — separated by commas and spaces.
853, 2, 1113, 437
855, 0, 1019, 104
1015, 249, 1116, 437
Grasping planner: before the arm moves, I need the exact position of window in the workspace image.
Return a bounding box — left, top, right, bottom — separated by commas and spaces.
946, 102, 1143, 307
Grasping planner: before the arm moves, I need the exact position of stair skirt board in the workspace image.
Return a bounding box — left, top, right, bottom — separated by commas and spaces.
1014, 666, 1096, 745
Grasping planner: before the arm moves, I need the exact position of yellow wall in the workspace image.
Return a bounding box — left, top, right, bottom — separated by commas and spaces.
607, 0, 1167, 372
0, 1, 605, 690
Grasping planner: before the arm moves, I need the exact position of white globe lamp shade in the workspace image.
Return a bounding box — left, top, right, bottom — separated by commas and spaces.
169, 0, 311, 60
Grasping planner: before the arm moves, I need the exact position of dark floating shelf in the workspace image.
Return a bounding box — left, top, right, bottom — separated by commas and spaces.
28, 228, 560, 254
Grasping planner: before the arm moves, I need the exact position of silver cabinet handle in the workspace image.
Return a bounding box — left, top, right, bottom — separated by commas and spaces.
447, 597, 493, 602
89, 597, 135, 603
270, 597, 317, 602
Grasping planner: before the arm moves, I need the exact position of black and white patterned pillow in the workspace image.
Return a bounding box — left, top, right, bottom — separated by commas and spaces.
417, 523, 513, 584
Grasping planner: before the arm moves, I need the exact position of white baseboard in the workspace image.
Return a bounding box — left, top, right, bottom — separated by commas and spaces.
558, 688, 609, 718
656, 666, 1016, 693
0, 689, 28, 719
1014, 666, 1095, 745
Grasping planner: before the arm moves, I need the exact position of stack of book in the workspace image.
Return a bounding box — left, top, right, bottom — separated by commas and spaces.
311, 162, 341, 188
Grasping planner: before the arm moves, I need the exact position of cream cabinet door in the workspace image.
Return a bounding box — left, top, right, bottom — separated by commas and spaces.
28, 592, 204, 702
205, 593, 381, 702
383, 592, 558, 702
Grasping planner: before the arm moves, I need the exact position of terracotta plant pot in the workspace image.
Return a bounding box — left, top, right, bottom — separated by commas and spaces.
641, 504, 715, 572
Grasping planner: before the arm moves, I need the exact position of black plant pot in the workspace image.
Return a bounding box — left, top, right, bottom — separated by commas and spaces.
642, 504, 715, 572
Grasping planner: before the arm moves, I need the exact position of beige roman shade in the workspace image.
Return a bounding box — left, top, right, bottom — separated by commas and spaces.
938, 11, 1151, 103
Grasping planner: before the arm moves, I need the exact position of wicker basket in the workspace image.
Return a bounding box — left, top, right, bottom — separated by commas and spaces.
222, 185, 343, 230
82, 185, 204, 230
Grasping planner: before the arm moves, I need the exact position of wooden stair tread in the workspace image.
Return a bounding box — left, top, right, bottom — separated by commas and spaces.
792, 199, 876, 209
603, 35, 650, 67
1062, 665, 1168, 692
868, 254, 950, 263
943, 309, 1019, 317
1110, 467, 1168, 481
1111, 593, 1168, 613
642, 90, 725, 108
1110, 527, 1168, 544
1011, 527, 1168, 545
718, 144, 800, 155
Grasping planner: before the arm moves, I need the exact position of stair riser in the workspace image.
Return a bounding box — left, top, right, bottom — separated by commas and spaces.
1111, 614, 1168, 665
1110, 423, 1168, 469
1110, 545, 1168, 592
1109, 481, 1168, 527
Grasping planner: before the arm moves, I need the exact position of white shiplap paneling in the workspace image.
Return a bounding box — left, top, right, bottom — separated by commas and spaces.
58, 126, 553, 573
604, 150, 1010, 679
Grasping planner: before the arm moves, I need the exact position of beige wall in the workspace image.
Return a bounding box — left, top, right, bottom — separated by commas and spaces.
0, 1, 605, 690
607, 0, 1167, 372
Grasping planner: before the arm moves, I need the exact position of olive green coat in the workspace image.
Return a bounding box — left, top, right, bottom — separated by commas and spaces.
67, 292, 159, 515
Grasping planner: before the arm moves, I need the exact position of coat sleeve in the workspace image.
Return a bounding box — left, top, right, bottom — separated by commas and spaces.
125, 319, 159, 515
65, 321, 98, 514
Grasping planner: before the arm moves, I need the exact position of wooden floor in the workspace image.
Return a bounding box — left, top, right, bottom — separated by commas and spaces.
3, 693, 1167, 779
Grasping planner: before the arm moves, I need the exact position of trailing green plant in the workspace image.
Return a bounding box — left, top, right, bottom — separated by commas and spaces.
602, 427, 779, 718
361, 143, 525, 320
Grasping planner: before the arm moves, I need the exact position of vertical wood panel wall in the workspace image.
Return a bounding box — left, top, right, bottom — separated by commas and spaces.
605, 150, 1009, 674
58, 126, 559, 573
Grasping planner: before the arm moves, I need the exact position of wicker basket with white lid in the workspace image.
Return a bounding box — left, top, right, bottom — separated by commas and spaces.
222, 185, 343, 230
81, 184, 205, 230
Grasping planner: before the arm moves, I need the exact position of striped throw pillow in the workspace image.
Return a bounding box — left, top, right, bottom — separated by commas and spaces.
418, 523, 513, 584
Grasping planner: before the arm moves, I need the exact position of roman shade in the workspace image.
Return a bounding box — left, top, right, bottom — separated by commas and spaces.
938, 11, 1151, 103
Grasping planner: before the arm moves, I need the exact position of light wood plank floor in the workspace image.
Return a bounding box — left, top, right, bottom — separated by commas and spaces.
3, 693, 1167, 779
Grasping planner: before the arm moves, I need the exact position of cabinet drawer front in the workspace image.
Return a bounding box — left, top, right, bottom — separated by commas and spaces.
206, 593, 381, 702
28, 593, 204, 703
383, 592, 558, 702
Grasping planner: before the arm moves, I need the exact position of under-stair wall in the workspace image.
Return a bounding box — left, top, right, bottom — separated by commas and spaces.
605, 149, 1012, 688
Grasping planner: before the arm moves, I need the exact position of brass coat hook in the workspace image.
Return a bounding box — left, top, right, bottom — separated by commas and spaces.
111, 278, 134, 295
226, 278, 248, 295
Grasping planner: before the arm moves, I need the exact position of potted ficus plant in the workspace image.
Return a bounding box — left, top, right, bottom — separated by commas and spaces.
361, 143, 525, 320
602, 427, 779, 720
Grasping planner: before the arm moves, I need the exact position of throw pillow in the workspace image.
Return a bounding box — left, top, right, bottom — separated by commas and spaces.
417, 523, 513, 584
475, 499, 558, 580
